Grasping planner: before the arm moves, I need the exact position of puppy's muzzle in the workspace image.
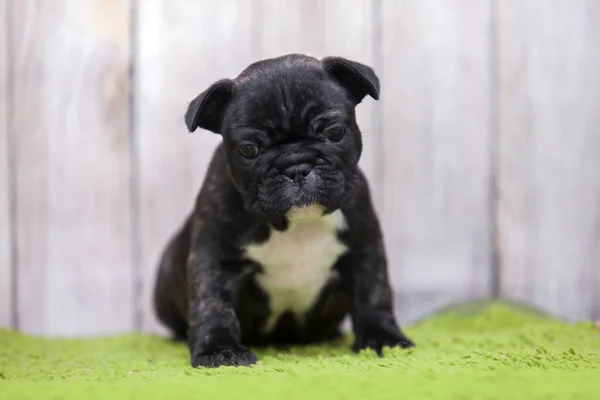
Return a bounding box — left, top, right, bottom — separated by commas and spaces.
275, 151, 317, 183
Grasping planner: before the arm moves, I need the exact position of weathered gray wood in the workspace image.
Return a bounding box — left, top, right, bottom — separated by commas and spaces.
497, 0, 600, 321
0, 0, 12, 329
11, 0, 133, 336
380, 0, 494, 323
257, 0, 379, 198
136, 0, 258, 334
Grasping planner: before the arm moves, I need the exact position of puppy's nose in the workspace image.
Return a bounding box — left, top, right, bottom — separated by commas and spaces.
283, 164, 312, 182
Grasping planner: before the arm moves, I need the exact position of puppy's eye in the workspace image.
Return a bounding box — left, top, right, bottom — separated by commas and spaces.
324, 127, 346, 143
238, 143, 259, 159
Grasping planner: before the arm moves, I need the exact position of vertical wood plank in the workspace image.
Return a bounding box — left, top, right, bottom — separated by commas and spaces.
0, 0, 12, 329
257, 0, 379, 200
12, 0, 133, 336
380, 0, 494, 323
497, 0, 600, 321
136, 0, 258, 334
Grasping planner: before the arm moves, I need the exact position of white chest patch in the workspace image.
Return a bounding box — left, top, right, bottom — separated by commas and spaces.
244, 205, 348, 333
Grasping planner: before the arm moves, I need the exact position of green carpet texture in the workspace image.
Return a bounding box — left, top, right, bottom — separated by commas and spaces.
1, 301, 599, 400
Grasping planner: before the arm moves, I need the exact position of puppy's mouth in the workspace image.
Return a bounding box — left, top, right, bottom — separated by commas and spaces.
245, 163, 358, 224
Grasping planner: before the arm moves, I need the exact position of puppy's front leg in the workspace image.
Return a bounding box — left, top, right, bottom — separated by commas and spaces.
186, 249, 257, 368
344, 236, 415, 356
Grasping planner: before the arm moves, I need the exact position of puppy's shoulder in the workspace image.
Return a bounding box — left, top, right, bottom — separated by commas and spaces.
348, 168, 375, 210
204, 142, 229, 184
341, 169, 381, 237
193, 142, 238, 215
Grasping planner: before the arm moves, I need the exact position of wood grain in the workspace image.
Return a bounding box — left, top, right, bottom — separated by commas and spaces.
380, 0, 494, 323
257, 0, 379, 200
497, 0, 600, 321
0, 0, 12, 329
11, 0, 133, 336
136, 0, 258, 334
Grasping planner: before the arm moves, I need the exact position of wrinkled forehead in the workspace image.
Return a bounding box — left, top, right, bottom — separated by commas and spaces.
225, 71, 353, 138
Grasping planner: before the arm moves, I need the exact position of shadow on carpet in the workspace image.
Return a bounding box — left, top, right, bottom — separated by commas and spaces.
1, 301, 599, 400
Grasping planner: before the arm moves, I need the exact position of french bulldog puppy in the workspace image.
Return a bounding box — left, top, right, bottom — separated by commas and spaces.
153, 54, 414, 368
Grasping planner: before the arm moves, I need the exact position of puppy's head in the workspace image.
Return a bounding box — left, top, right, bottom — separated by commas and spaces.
185, 54, 379, 225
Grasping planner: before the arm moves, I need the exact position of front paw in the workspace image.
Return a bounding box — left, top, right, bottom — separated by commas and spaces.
191, 344, 258, 368
353, 330, 414, 356
352, 312, 415, 356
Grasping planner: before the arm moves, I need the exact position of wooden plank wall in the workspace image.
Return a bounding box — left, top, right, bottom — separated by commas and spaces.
380, 0, 494, 323
497, 0, 600, 322
0, 0, 598, 337
9, 0, 134, 336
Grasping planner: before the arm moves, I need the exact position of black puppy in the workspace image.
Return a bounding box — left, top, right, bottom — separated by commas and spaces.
153, 54, 414, 368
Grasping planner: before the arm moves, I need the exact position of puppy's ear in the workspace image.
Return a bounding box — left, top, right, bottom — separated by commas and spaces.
322, 57, 380, 104
185, 79, 234, 133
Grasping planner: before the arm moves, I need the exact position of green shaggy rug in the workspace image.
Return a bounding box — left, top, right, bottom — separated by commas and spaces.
1, 301, 599, 400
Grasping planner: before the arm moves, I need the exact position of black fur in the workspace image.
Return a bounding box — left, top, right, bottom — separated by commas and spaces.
153, 54, 414, 368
